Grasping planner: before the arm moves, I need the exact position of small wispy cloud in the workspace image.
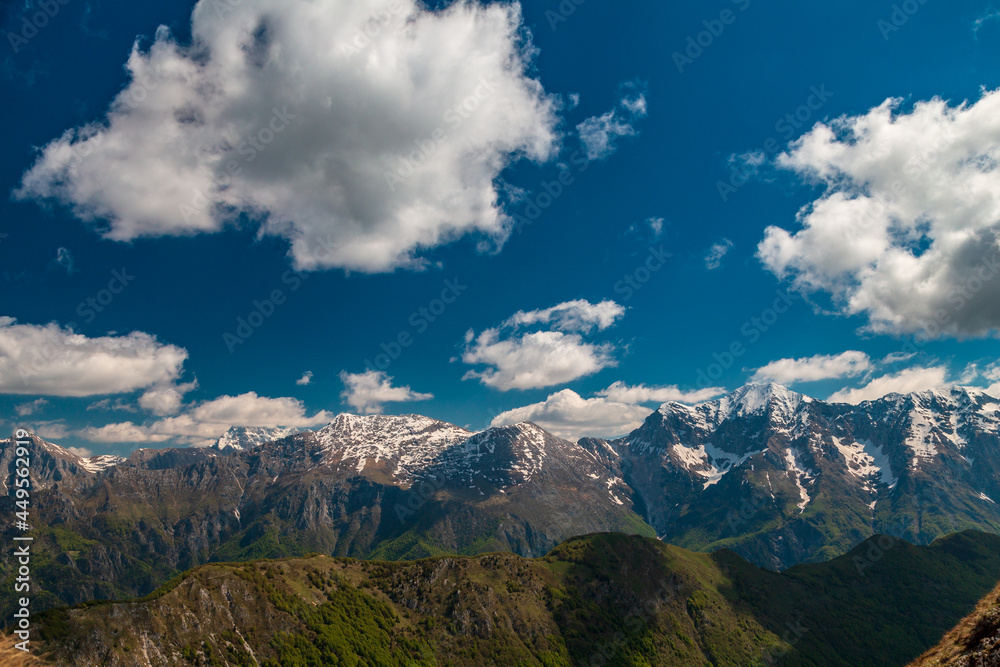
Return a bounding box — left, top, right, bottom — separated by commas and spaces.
54, 247, 76, 274
296, 371, 314, 386
577, 83, 648, 161
974, 8, 1000, 35
705, 238, 734, 270
15, 398, 48, 417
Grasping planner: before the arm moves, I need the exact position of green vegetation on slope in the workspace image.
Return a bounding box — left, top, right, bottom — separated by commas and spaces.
32, 530, 1000, 667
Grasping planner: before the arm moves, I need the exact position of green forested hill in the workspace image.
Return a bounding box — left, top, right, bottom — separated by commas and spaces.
30, 530, 1000, 666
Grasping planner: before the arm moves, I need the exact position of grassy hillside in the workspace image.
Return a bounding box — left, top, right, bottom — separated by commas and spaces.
908, 578, 1000, 665
26, 530, 1000, 666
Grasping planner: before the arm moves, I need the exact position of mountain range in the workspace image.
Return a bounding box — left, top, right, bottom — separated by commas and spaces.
4, 382, 1000, 617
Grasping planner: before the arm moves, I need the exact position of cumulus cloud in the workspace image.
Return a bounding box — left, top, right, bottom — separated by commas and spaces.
594, 381, 725, 405
463, 330, 616, 391
66, 446, 94, 458
704, 238, 734, 270
296, 371, 313, 386
463, 299, 624, 391
576, 88, 647, 160
490, 389, 650, 441
827, 366, 949, 404
138, 380, 198, 416
0, 318, 188, 397
80, 391, 332, 447
751, 351, 872, 384
14, 0, 559, 273
78, 421, 171, 445
15, 398, 48, 417
504, 299, 625, 334
758, 90, 1000, 337
339, 370, 432, 414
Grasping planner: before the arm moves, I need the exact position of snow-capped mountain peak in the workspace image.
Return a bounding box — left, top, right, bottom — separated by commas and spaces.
214, 426, 302, 451
314, 413, 472, 479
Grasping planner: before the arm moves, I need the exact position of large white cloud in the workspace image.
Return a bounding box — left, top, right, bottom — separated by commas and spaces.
759, 90, 1000, 337
827, 366, 949, 404
594, 381, 725, 405
751, 351, 871, 384
80, 391, 332, 447
14, 0, 560, 273
339, 370, 432, 414
0, 318, 187, 397
490, 388, 649, 441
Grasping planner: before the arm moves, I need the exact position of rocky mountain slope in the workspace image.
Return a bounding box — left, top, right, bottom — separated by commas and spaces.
0, 417, 651, 616
589, 383, 1000, 570
33, 530, 1000, 667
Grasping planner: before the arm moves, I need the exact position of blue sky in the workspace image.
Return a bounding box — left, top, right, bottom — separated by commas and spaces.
4, 0, 1000, 454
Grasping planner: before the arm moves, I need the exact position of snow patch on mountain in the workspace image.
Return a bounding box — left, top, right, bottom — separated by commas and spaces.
77, 454, 126, 473
215, 426, 301, 451
783, 447, 814, 513
833, 437, 897, 489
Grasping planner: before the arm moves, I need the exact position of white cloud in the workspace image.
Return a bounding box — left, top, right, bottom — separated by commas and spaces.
80, 391, 332, 447
296, 371, 313, 386
0, 318, 188, 397
751, 351, 872, 384
339, 370, 432, 415
54, 247, 76, 274
78, 421, 171, 445
594, 382, 725, 405
974, 9, 1000, 34
705, 238, 734, 270
647, 217, 664, 238
86, 398, 137, 412
463, 299, 623, 391
882, 351, 917, 365
504, 299, 625, 334
827, 366, 949, 404
984, 362, 1000, 382
28, 420, 70, 441
463, 330, 616, 391
490, 389, 649, 441
66, 446, 94, 458
576, 89, 647, 160
758, 90, 1000, 338
14, 0, 559, 273
138, 380, 198, 416
15, 398, 48, 417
